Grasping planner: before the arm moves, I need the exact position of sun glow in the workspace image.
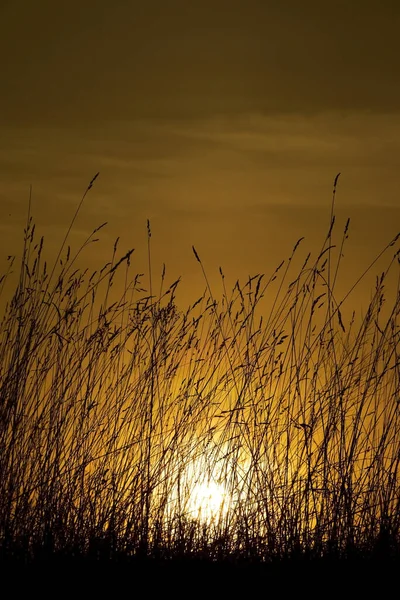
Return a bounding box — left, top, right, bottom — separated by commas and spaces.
187, 478, 229, 523
165, 440, 237, 525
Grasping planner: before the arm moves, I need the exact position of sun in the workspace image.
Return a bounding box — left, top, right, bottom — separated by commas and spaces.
187, 478, 229, 523
166, 451, 232, 525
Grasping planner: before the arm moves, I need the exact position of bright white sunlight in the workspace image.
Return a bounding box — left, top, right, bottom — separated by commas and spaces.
188, 480, 228, 523
177, 453, 233, 524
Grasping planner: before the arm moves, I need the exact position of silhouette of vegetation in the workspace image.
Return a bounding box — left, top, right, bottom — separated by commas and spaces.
0, 174, 399, 568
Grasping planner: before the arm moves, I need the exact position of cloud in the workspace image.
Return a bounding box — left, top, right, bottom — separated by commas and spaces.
0, 110, 399, 301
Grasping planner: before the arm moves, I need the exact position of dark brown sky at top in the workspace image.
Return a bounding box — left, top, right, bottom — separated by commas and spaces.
1, 0, 400, 121
1, 0, 400, 309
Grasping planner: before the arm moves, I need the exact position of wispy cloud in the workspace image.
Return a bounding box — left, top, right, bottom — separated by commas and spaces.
0, 111, 399, 300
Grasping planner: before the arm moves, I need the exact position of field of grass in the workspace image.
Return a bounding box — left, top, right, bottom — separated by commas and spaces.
0, 174, 399, 572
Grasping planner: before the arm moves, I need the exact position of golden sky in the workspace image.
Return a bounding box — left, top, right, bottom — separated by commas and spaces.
1, 0, 399, 306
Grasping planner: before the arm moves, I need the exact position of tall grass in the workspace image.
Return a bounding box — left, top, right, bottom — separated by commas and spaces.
0, 174, 399, 564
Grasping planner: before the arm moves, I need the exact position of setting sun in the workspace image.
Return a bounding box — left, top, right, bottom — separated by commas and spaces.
187, 479, 229, 523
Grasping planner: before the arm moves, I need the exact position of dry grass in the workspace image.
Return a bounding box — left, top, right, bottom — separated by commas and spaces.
0, 175, 399, 565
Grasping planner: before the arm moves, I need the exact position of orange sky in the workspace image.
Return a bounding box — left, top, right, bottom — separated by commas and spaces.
1, 0, 399, 308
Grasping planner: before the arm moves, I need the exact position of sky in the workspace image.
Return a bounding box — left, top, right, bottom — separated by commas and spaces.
1, 0, 400, 308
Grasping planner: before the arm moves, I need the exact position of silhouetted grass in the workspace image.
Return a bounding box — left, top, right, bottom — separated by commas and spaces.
0, 174, 399, 570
